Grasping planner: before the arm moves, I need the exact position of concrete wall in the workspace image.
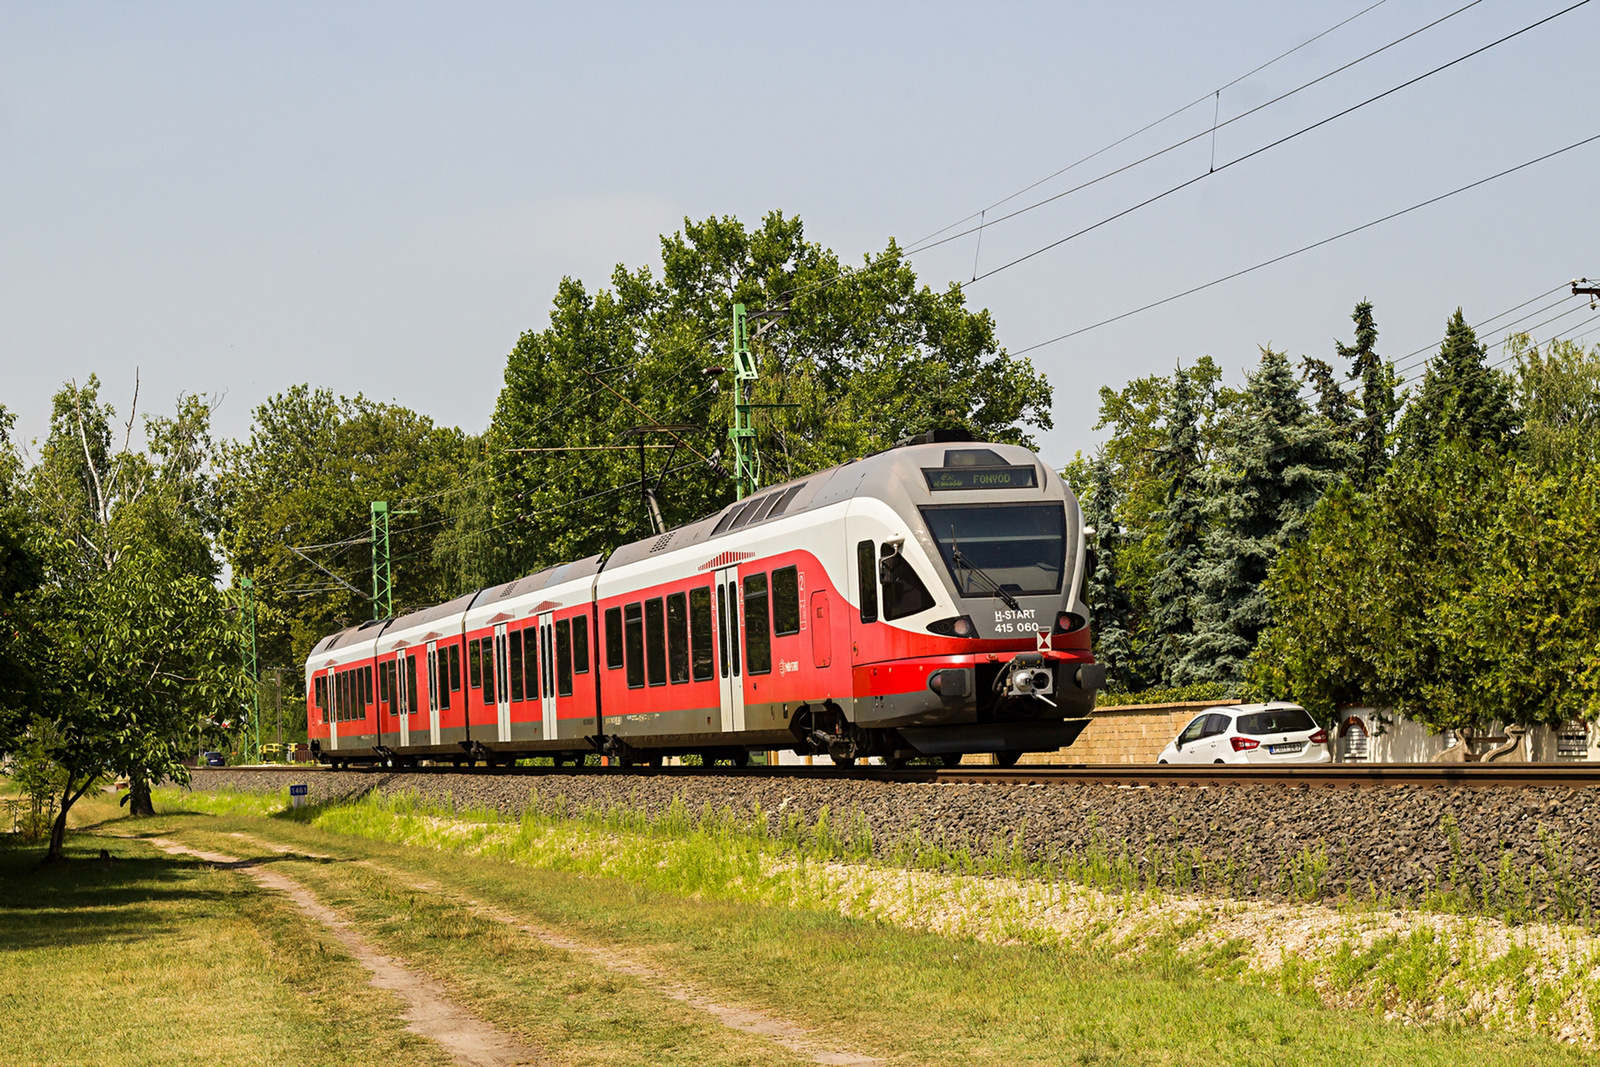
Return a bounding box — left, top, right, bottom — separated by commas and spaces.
1023, 700, 1242, 765
1334, 707, 1600, 764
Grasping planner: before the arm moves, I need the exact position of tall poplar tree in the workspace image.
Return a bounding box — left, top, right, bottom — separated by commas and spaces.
1147, 365, 1207, 687
1082, 452, 1139, 689
1337, 300, 1397, 489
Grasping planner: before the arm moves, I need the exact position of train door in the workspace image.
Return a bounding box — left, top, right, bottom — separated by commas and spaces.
537, 612, 557, 739
426, 640, 442, 746
715, 566, 746, 733
493, 623, 511, 742
810, 591, 832, 668
396, 651, 411, 747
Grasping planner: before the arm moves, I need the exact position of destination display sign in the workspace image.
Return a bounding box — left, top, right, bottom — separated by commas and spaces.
922, 465, 1038, 491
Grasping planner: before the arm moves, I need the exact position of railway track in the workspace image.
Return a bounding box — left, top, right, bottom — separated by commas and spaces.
198, 762, 1600, 789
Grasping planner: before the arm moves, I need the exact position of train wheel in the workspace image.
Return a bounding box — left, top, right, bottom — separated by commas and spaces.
832, 755, 856, 767
940, 753, 964, 768
730, 751, 750, 767
993, 751, 1022, 767
647, 754, 665, 768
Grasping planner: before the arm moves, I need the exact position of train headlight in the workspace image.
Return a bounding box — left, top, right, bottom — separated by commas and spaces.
926, 615, 978, 638
1053, 611, 1087, 634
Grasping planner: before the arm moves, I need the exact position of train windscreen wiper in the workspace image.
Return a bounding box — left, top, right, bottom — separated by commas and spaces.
949, 528, 1022, 612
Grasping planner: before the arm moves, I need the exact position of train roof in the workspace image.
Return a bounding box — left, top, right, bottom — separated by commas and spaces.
472, 553, 605, 610
604, 434, 1049, 570
308, 616, 387, 656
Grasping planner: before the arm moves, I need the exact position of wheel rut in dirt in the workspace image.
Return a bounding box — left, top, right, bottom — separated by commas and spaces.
227, 832, 882, 1067
143, 837, 544, 1067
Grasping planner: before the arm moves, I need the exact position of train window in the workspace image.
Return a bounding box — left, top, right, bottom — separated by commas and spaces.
573, 615, 590, 674
743, 573, 772, 675
919, 503, 1066, 596
482, 641, 496, 705
556, 620, 574, 696
856, 541, 878, 623
880, 547, 937, 620
438, 652, 451, 711
624, 603, 645, 688
690, 586, 714, 682
468, 638, 482, 688
645, 597, 667, 686
767, 482, 807, 519
314, 675, 326, 718
406, 655, 419, 716
772, 566, 800, 636
509, 630, 526, 702
386, 661, 398, 713
448, 644, 461, 692
378, 661, 390, 704
605, 607, 625, 670
716, 584, 729, 678
667, 592, 689, 684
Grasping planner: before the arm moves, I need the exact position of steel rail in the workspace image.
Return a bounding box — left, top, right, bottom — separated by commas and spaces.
197, 762, 1600, 789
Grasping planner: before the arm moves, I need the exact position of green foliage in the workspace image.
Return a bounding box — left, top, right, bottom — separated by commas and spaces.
6, 379, 251, 858
1514, 333, 1600, 471
488, 211, 1053, 576
1180, 347, 1348, 685
1081, 452, 1139, 687
1093, 682, 1238, 707
1147, 364, 1210, 686
1255, 432, 1600, 730
1395, 308, 1516, 462
1337, 300, 1399, 490
217, 385, 479, 671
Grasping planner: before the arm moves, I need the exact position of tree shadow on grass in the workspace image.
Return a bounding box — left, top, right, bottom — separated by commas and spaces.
0, 834, 310, 953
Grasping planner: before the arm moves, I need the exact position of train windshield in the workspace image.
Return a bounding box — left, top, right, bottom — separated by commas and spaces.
919, 503, 1066, 597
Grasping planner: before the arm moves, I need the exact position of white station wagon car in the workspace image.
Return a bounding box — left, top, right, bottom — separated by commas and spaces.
1157, 702, 1331, 765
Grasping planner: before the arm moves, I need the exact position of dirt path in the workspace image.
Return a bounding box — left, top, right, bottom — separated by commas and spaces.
145, 838, 543, 1067
229, 833, 882, 1067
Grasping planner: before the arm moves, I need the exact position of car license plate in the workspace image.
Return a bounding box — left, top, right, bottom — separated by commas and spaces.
1269, 742, 1306, 755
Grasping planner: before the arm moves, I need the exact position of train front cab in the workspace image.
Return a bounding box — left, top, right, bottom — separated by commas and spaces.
831, 439, 1103, 763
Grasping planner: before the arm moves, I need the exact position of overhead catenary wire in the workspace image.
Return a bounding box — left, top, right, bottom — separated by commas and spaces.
956, 0, 1593, 287
908, 0, 1393, 248
911, 0, 1482, 257
1008, 131, 1600, 357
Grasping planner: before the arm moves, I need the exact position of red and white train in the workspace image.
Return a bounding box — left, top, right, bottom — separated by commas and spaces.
304, 432, 1106, 769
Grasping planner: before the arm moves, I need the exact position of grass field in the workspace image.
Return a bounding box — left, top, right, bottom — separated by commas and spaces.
1, 786, 1594, 1065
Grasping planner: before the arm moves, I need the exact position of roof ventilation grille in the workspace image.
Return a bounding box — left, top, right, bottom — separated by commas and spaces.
649, 531, 675, 553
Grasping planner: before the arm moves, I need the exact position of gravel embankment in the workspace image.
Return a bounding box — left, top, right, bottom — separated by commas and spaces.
189, 767, 1600, 904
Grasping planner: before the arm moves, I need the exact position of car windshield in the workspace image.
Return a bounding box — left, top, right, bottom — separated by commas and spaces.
1235, 708, 1316, 735
919, 503, 1066, 597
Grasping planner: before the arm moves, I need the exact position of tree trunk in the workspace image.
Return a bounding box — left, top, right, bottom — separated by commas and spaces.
44, 783, 74, 863
127, 777, 155, 817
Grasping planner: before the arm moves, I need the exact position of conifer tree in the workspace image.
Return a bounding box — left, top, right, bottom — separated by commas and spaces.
1395, 308, 1516, 461
1336, 300, 1397, 489
1147, 365, 1207, 687
1179, 348, 1344, 685
1082, 451, 1139, 689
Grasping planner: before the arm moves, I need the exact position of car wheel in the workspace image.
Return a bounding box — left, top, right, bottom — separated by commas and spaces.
1213, 759, 1225, 764
1158, 759, 1168, 764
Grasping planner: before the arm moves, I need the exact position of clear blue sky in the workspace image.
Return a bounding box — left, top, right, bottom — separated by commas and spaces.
3, 1, 1596, 466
